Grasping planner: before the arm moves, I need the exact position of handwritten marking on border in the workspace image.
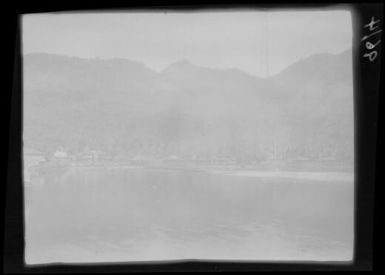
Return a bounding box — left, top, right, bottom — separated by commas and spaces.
362, 17, 382, 62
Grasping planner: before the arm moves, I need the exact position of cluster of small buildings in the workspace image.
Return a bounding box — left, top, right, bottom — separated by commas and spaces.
24, 148, 46, 169
24, 147, 104, 165
24, 145, 338, 174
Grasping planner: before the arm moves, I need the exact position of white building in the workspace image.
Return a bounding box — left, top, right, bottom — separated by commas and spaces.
53, 149, 68, 159
24, 148, 46, 168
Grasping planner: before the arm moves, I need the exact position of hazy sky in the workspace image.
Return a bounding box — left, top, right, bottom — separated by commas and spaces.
22, 10, 352, 77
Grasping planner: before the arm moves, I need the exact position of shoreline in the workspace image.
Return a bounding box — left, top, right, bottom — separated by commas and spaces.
208, 170, 354, 182
26, 160, 354, 184
58, 164, 354, 182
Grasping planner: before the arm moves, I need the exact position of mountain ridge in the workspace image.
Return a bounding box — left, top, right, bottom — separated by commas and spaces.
23, 50, 354, 162
24, 50, 353, 79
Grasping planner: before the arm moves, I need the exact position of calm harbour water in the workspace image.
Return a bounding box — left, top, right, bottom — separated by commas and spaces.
24, 167, 354, 264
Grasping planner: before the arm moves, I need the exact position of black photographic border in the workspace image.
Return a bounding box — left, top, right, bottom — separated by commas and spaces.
3, 1, 383, 272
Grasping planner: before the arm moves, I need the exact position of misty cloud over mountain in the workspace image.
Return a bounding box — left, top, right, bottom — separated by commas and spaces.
23, 50, 354, 162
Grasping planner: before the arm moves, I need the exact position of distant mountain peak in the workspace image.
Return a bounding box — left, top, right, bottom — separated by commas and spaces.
271, 49, 353, 79
161, 59, 198, 76
337, 48, 353, 60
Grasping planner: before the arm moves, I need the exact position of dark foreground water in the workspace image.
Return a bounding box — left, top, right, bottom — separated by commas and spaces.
24, 167, 354, 264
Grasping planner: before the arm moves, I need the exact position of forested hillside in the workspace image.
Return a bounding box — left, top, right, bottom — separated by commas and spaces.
23, 50, 354, 162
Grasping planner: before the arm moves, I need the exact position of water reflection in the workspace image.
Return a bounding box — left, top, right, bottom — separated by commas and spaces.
24, 167, 354, 263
